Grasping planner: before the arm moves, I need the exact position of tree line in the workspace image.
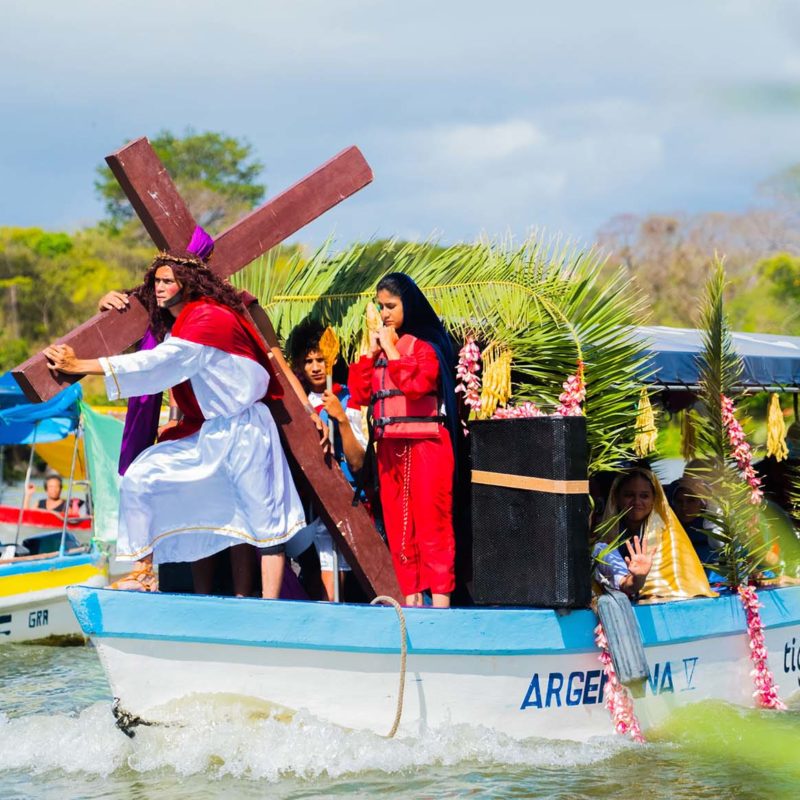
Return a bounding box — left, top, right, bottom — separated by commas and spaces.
597, 167, 800, 333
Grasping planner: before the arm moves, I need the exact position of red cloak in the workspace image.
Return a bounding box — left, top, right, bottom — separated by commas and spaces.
159, 298, 283, 442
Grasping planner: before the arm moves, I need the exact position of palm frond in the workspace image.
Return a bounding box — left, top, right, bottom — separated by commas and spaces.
693, 258, 769, 585
234, 233, 651, 473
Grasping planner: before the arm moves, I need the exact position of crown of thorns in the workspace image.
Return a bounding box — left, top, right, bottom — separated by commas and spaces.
149, 252, 206, 270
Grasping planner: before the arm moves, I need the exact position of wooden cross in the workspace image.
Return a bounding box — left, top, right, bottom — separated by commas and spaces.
12, 137, 401, 601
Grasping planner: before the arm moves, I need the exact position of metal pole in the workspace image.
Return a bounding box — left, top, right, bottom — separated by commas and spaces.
59, 423, 82, 557
325, 373, 340, 602
332, 540, 341, 603
15, 423, 38, 546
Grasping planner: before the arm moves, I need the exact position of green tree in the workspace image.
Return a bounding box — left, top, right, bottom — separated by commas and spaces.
0, 226, 152, 365
597, 207, 798, 331
0, 337, 29, 373
758, 252, 800, 304
95, 129, 266, 235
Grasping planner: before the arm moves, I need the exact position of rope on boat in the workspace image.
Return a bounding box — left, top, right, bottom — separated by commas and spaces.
370, 595, 407, 738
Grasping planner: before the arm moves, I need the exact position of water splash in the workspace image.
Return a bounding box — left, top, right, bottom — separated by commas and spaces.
0, 700, 623, 783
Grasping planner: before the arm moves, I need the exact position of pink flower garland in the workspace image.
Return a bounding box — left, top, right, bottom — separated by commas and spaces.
721, 393, 764, 504
455, 336, 482, 414
737, 585, 787, 710
491, 360, 586, 419
719, 399, 785, 708
594, 622, 646, 743
555, 360, 586, 417
458, 337, 592, 423
492, 401, 544, 419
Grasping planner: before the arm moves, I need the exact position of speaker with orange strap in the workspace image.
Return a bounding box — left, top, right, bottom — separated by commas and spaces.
469, 416, 591, 608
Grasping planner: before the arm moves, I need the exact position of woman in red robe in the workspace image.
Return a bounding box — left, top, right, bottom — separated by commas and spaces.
349, 273, 459, 607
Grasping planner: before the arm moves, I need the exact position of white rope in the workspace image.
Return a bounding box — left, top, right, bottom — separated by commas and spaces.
370, 595, 408, 738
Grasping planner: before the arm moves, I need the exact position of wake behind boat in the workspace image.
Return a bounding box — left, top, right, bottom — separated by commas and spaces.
67, 584, 800, 741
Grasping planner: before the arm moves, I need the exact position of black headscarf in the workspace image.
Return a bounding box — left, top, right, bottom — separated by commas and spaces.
376, 273, 460, 462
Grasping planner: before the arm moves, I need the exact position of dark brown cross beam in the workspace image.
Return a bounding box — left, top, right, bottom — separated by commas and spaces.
12, 137, 401, 601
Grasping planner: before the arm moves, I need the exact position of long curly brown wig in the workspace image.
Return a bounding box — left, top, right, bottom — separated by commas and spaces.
134, 253, 247, 341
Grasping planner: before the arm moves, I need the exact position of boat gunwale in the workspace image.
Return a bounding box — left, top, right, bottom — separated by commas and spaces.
67, 584, 800, 658
0, 550, 104, 577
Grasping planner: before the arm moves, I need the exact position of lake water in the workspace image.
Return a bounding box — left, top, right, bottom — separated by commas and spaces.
1, 644, 798, 799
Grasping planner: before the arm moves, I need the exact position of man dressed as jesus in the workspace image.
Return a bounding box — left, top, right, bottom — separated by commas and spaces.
44, 233, 306, 598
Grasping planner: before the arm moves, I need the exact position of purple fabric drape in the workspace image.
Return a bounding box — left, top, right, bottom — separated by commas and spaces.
117, 327, 162, 476
279, 563, 309, 600
187, 226, 214, 260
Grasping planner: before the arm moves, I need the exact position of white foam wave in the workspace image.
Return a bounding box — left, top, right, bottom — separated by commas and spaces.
0, 701, 625, 783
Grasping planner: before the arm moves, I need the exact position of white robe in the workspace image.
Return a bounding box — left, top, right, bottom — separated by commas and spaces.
100, 336, 306, 564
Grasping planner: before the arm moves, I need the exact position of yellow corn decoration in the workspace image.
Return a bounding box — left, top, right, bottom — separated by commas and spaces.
366, 301, 382, 333
359, 302, 382, 356
319, 326, 340, 375
681, 408, 696, 462
767, 393, 788, 461
479, 343, 512, 419
633, 387, 657, 456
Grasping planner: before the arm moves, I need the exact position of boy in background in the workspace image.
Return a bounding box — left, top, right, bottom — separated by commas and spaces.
288, 319, 367, 600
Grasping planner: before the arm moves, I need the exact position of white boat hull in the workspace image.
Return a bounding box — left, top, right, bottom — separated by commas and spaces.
68, 586, 800, 740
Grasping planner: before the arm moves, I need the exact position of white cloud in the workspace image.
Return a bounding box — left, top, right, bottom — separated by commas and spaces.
781, 55, 800, 80
380, 109, 664, 240
423, 120, 546, 164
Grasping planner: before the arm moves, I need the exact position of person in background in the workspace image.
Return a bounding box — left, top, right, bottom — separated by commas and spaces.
287, 318, 367, 601
23, 474, 83, 515
348, 273, 459, 608
669, 475, 721, 567
595, 467, 716, 601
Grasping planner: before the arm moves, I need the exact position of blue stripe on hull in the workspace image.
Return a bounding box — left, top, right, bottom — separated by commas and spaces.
1, 551, 103, 577
67, 585, 800, 656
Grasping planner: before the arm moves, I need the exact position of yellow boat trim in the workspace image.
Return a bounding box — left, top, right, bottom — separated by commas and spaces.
0, 562, 107, 598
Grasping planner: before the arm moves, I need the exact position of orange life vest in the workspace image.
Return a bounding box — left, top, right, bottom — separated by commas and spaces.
371, 335, 443, 439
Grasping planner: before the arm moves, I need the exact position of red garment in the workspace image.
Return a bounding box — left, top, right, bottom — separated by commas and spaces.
159, 299, 282, 443
349, 336, 456, 596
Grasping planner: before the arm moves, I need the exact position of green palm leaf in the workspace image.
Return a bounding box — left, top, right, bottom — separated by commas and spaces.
693, 258, 769, 585
233, 234, 651, 473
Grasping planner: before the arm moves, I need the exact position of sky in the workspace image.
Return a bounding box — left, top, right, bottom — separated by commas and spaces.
2, 0, 800, 249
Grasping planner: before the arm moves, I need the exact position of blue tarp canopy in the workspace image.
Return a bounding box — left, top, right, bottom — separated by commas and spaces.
635, 326, 800, 391
0, 373, 82, 445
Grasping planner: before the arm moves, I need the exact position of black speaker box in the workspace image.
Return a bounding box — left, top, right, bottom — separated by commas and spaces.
469, 416, 591, 608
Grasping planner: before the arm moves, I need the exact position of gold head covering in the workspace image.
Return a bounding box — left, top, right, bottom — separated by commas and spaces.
603, 468, 717, 601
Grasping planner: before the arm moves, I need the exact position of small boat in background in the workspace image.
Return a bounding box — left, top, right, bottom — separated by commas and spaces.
0, 504, 92, 531
0, 374, 114, 643
2, 543, 106, 642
